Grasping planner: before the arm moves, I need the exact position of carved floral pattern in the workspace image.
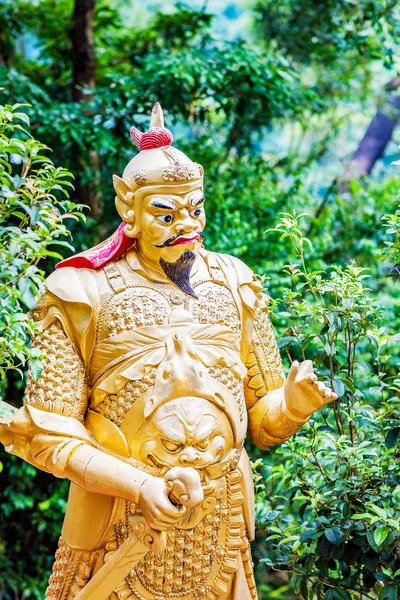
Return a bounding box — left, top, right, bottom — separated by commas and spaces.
105, 288, 170, 337
162, 164, 196, 182
191, 282, 241, 339
133, 171, 147, 185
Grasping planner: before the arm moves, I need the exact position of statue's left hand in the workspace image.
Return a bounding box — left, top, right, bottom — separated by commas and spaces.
284, 360, 338, 418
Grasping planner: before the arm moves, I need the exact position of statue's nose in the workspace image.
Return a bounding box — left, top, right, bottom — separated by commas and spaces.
176, 213, 197, 233
179, 448, 200, 465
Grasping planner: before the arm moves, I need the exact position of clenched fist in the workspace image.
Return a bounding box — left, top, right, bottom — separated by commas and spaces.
139, 467, 203, 531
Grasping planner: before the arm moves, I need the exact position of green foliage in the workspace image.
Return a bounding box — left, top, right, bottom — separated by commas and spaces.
253, 214, 400, 599
254, 0, 400, 66
0, 1, 399, 598
0, 102, 84, 385
0, 102, 83, 599
382, 159, 400, 268
253, 0, 400, 106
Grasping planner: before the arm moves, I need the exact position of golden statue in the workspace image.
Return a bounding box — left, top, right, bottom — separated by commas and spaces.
0, 103, 337, 600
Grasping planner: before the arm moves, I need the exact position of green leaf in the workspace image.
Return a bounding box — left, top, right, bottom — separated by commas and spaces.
385, 427, 400, 449
325, 527, 343, 546
379, 585, 398, 600
375, 573, 393, 583
30, 359, 43, 382
333, 379, 345, 398
300, 529, 315, 543
13, 112, 30, 126
374, 526, 390, 547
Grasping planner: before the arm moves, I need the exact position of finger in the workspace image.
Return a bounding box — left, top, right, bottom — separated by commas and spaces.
148, 517, 175, 532
312, 381, 324, 395
301, 374, 318, 384
152, 514, 182, 528
151, 506, 184, 526
155, 496, 185, 519
331, 392, 338, 400
295, 360, 314, 382
287, 360, 299, 384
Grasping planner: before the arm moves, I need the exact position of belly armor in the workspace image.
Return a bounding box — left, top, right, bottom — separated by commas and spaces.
81, 255, 255, 599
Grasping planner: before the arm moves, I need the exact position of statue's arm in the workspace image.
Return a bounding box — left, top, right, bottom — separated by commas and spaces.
3, 320, 150, 504
244, 299, 335, 450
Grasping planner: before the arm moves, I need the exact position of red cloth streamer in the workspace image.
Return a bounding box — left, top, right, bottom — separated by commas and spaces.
56, 222, 134, 270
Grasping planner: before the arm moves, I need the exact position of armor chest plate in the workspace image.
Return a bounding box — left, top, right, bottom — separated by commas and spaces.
97, 279, 241, 344
91, 261, 247, 457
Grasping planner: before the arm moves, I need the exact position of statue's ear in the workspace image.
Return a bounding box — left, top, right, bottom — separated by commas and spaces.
113, 175, 132, 203
113, 175, 139, 238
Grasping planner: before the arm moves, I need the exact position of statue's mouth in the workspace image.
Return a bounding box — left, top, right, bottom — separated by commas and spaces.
145, 451, 215, 471
155, 231, 204, 248
169, 234, 200, 246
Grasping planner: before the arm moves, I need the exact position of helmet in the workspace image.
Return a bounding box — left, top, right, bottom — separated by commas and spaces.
114, 103, 204, 238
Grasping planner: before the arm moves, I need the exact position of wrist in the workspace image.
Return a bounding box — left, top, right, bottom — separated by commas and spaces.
282, 382, 322, 421
281, 396, 311, 422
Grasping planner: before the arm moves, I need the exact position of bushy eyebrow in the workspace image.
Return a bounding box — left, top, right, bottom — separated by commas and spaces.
190, 194, 205, 206
149, 200, 177, 210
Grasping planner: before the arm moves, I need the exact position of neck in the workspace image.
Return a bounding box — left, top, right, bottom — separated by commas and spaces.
136, 246, 169, 281
135, 245, 201, 284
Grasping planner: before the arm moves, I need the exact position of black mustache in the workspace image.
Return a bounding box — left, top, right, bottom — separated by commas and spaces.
154, 230, 204, 248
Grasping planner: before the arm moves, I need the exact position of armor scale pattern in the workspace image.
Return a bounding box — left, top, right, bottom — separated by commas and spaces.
108, 469, 256, 600
94, 369, 157, 426
246, 305, 285, 398
45, 537, 101, 600
24, 321, 87, 421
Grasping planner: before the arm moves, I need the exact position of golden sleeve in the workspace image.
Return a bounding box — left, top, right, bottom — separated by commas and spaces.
21, 316, 92, 476
245, 294, 310, 450
2, 279, 149, 503
25, 320, 88, 421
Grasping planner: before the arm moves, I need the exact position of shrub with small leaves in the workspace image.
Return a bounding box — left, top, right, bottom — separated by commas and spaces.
252, 213, 400, 600
0, 102, 84, 599
0, 102, 85, 388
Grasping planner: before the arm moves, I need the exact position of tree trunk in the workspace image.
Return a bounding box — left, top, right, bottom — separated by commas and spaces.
345, 95, 400, 179
70, 0, 96, 101
69, 0, 100, 216
338, 80, 400, 192
309, 80, 400, 231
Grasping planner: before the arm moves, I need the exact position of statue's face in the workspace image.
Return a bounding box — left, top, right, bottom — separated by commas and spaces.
136, 187, 206, 296
134, 397, 233, 471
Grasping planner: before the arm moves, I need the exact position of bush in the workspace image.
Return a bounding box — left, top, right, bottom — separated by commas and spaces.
0, 102, 83, 599
252, 213, 400, 599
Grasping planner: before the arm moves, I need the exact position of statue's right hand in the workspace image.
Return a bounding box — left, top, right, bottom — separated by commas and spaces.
139, 476, 185, 531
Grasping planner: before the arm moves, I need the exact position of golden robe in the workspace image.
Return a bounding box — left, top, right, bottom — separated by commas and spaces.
2, 247, 309, 600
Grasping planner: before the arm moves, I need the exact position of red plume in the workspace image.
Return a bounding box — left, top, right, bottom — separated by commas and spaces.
130, 126, 143, 149
130, 125, 173, 151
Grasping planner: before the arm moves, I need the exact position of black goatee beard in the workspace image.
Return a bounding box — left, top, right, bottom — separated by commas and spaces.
159, 250, 198, 298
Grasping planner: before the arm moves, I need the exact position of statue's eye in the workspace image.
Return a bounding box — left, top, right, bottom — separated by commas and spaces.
195, 438, 210, 451
157, 214, 173, 224
190, 207, 202, 218
161, 439, 183, 453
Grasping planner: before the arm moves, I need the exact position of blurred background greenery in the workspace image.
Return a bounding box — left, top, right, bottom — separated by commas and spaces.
0, 1, 400, 598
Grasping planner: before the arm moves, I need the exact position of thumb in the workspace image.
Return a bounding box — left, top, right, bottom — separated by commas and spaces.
287, 360, 299, 384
